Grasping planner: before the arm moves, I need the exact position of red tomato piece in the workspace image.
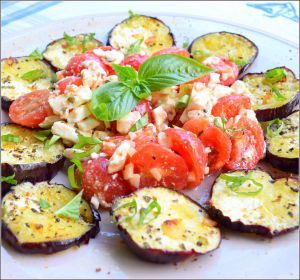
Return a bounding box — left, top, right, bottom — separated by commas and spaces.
225, 117, 264, 170
81, 157, 131, 208
64, 53, 108, 76
56, 76, 82, 94
185, 74, 211, 85
164, 128, 207, 188
204, 56, 239, 86
133, 126, 157, 150
183, 118, 212, 136
131, 143, 189, 190
9, 90, 53, 128
152, 47, 190, 57
200, 127, 232, 173
133, 99, 154, 123
212, 95, 251, 119
121, 53, 149, 70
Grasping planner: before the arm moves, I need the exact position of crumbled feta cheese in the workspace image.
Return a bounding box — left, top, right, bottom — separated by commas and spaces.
116, 111, 141, 134
67, 104, 91, 123
204, 147, 212, 154
39, 115, 61, 128
77, 117, 101, 131
157, 132, 169, 147
64, 148, 84, 159
129, 174, 140, 189
93, 48, 124, 64
150, 168, 162, 181
231, 80, 250, 96
51, 121, 79, 143
238, 109, 258, 123
187, 172, 196, 182
91, 195, 100, 209
81, 61, 107, 90
108, 140, 131, 173
204, 167, 210, 175
153, 105, 168, 131
123, 163, 134, 180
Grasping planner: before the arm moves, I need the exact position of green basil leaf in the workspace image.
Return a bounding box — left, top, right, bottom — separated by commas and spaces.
68, 164, 81, 189
63, 32, 76, 46
39, 198, 50, 209
29, 48, 43, 59
82, 32, 95, 51
112, 64, 138, 82
71, 158, 83, 173
138, 54, 213, 91
73, 135, 101, 149
21, 69, 47, 82
45, 135, 61, 148
92, 82, 138, 121
34, 129, 52, 142
130, 113, 149, 132
1, 134, 21, 143
139, 200, 161, 225
0, 173, 17, 185
176, 94, 190, 109
264, 68, 287, 83
55, 190, 83, 220
267, 118, 284, 138
125, 39, 143, 56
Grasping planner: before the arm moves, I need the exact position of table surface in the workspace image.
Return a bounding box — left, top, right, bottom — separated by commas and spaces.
1, 1, 299, 45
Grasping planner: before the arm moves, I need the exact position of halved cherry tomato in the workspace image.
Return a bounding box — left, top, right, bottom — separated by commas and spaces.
80, 157, 131, 207
204, 56, 239, 86
212, 95, 251, 119
65, 53, 109, 76
121, 53, 149, 70
9, 90, 53, 128
200, 127, 232, 173
131, 143, 189, 190
225, 117, 264, 170
152, 47, 190, 57
133, 99, 154, 123
164, 128, 207, 188
56, 76, 82, 94
133, 126, 157, 150
183, 118, 212, 136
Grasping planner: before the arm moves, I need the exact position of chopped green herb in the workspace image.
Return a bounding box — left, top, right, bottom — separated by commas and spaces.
182, 41, 189, 48
72, 144, 100, 160
268, 84, 286, 101
34, 129, 52, 142
29, 48, 43, 59
125, 39, 144, 56
39, 198, 50, 209
267, 118, 284, 138
82, 32, 96, 51
115, 199, 137, 222
73, 135, 101, 149
264, 68, 287, 83
68, 164, 80, 189
130, 113, 149, 132
214, 117, 244, 138
1, 134, 21, 143
232, 59, 248, 67
45, 135, 61, 148
128, 10, 140, 17
55, 190, 83, 220
63, 32, 76, 46
21, 69, 47, 82
51, 71, 58, 82
139, 199, 161, 225
0, 173, 17, 185
176, 94, 190, 109
192, 50, 210, 57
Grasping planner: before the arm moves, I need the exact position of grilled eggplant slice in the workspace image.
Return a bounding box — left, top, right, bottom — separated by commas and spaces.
1, 124, 65, 194
265, 111, 299, 173
189, 31, 258, 75
242, 67, 299, 121
2, 181, 100, 254
107, 15, 175, 56
43, 33, 102, 70
208, 170, 299, 237
1, 57, 55, 110
112, 187, 221, 263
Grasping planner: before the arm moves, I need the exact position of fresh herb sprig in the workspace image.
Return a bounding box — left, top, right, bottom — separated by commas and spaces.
29, 48, 43, 60
267, 118, 284, 138
0, 173, 17, 185
92, 54, 213, 121
1, 134, 21, 143
263, 68, 287, 101
125, 39, 144, 56
214, 117, 245, 138
21, 69, 47, 82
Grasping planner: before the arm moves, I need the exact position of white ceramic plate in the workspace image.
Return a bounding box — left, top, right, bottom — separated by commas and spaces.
1, 13, 299, 280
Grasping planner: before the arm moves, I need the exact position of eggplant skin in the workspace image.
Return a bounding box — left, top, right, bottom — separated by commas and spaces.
188, 31, 259, 76
1, 96, 13, 111
1, 156, 65, 196
266, 149, 299, 174
118, 225, 200, 264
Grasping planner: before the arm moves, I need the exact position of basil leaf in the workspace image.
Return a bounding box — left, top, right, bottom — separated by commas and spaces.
125, 39, 143, 56
139, 200, 161, 225
176, 94, 190, 109
92, 82, 138, 121
71, 158, 83, 173
63, 32, 76, 46
39, 198, 50, 209
264, 68, 286, 83
112, 64, 138, 82
21, 69, 47, 82
73, 135, 101, 149
82, 32, 95, 51
130, 113, 149, 132
45, 135, 61, 148
34, 129, 52, 142
1, 134, 21, 143
55, 190, 83, 220
0, 173, 17, 185
68, 164, 81, 189
267, 118, 284, 138
138, 54, 213, 91
29, 48, 43, 59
